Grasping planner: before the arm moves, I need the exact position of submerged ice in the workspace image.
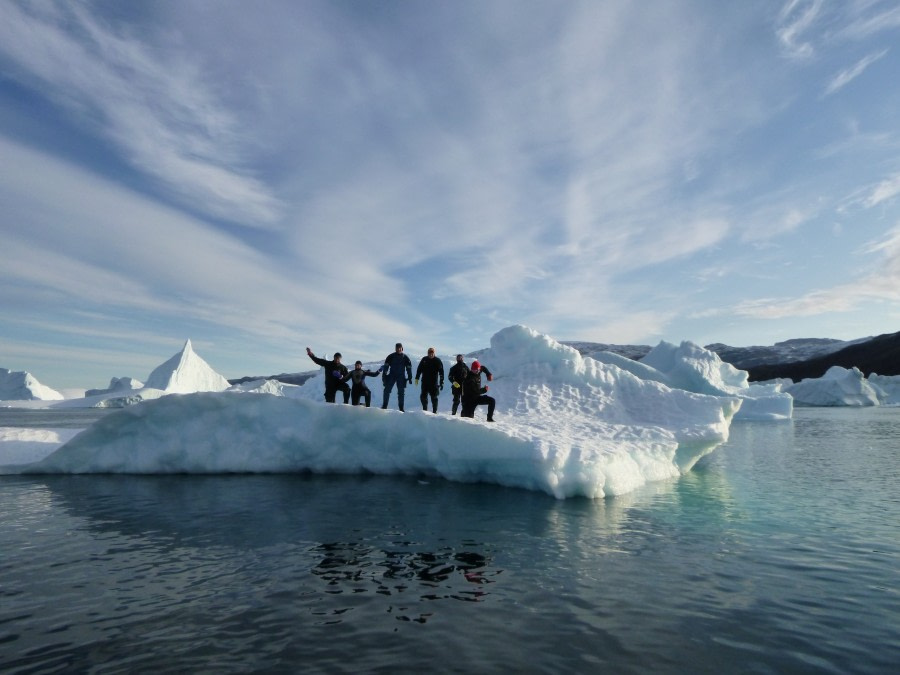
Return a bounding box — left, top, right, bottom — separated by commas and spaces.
12, 326, 743, 499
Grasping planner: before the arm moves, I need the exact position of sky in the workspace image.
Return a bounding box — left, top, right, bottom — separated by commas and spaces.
2, 0, 900, 390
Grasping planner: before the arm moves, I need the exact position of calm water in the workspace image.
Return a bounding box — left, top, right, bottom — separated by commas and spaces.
1, 407, 898, 674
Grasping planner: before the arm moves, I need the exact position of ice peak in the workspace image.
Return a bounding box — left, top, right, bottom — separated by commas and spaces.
144, 339, 229, 394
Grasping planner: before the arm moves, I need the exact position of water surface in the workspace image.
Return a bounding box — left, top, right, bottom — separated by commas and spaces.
1, 408, 898, 673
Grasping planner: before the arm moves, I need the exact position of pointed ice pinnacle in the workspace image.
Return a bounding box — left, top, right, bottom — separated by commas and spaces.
144, 339, 230, 394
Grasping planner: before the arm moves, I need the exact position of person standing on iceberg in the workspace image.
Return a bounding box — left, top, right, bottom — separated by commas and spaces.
448, 354, 469, 415
460, 360, 495, 422
349, 361, 381, 407
382, 343, 413, 411
415, 347, 445, 413
306, 347, 350, 404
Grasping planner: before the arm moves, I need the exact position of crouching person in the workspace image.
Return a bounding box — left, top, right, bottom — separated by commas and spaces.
460, 360, 495, 422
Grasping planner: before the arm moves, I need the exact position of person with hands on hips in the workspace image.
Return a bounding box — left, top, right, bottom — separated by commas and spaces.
382, 342, 413, 411
306, 347, 350, 404
415, 347, 445, 413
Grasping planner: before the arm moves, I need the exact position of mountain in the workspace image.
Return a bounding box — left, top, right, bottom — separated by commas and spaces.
746, 331, 900, 382
703, 338, 859, 369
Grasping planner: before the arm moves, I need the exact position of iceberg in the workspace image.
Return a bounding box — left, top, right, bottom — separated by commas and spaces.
85, 376, 144, 398
39, 339, 229, 408
0, 367, 64, 401
868, 374, 900, 405
590, 340, 793, 420
784, 365, 881, 407
144, 339, 230, 393
11, 326, 741, 499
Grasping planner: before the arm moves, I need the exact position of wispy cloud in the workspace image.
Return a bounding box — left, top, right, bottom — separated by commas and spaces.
776, 0, 824, 58
824, 49, 888, 95
864, 173, 900, 208
732, 222, 900, 319
0, 137, 407, 351
0, 2, 283, 228
839, 3, 900, 40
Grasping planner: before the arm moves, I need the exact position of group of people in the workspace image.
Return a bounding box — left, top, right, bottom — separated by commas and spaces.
306, 343, 496, 422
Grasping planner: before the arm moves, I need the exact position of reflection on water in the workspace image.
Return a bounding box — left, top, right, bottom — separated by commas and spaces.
312, 542, 495, 622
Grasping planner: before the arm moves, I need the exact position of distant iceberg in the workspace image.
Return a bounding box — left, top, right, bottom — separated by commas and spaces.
85, 376, 144, 398
144, 339, 230, 393
784, 366, 882, 407
0, 367, 64, 401
37, 339, 231, 408
14, 325, 742, 499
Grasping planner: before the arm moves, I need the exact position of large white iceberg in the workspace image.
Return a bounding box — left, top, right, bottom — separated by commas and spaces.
10, 326, 741, 499
589, 340, 793, 420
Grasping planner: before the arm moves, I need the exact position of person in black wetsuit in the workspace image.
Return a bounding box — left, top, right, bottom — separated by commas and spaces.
306, 347, 350, 403
382, 342, 413, 411
460, 359, 495, 421
415, 347, 445, 413
447, 354, 469, 415
349, 361, 381, 407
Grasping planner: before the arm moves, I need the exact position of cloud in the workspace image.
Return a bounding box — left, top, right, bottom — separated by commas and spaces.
732, 223, 900, 319
0, 2, 283, 228
824, 49, 888, 95
0, 137, 408, 349
863, 174, 900, 208
776, 0, 824, 58
838, 3, 900, 40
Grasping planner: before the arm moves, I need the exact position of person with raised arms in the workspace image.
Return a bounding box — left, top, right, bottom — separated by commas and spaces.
306, 347, 350, 404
